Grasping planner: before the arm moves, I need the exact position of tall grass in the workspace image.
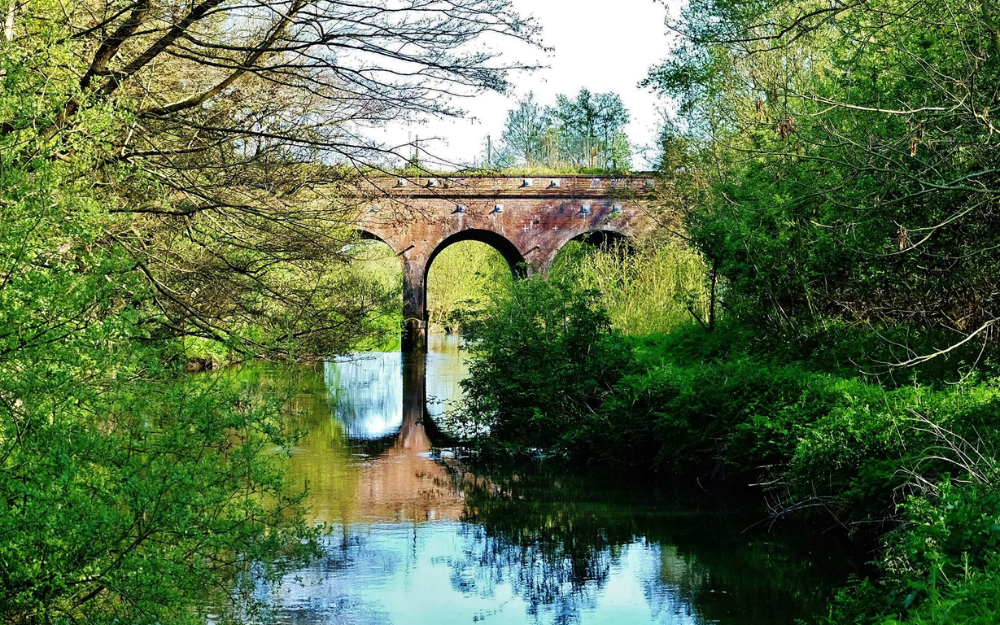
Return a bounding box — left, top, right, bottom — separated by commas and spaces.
550, 239, 710, 336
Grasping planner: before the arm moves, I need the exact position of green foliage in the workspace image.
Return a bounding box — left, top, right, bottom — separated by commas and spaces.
0, 11, 314, 621
639, 2, 1000, 614
827, 481, 1000, 624
336, 239, 406, 351
550, 89, 631, 170
0, 369, 317, 624
551, 239, 710, 335
496, 92, 549, 167
458, 294, 1000, 622
0, 164, 315, 622
447, 237, 716, 464
645, 0, 1000, 338
889, 482, 1000, 613
450, 277, 634, 456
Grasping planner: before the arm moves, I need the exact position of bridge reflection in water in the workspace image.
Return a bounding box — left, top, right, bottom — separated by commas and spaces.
293, 334, 467, 524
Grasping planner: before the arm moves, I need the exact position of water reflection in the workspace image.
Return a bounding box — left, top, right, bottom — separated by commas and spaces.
292, 345, 464, 525
323, 334, 464, 440
261, 337, 855, 625
325, 352, 402, 440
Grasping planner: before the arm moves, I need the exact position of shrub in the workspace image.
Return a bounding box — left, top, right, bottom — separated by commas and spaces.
450, 276, 634, 456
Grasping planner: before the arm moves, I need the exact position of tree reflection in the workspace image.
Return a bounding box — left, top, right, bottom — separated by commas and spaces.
451, 523, 610, 624
446, 467, 858, 625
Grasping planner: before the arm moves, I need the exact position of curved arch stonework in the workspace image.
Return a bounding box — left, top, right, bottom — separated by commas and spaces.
353, 175, 657, 351
425, 229, 528, 280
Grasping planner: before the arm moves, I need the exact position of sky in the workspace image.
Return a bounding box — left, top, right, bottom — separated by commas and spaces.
389, 0, 682, 171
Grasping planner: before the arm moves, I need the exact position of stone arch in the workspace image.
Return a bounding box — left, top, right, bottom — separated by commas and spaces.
542, 229, 636, 273
350, 175, 658, 351
402, 230, 526, 352
424, 229, 528, 283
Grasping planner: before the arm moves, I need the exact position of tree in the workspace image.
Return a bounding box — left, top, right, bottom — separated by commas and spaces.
0, 0, 541, 620
608, 131, 632, 172
645, 0, 1000, 349
0, 99, 317, 620
549, 89, 631, 169
2, 0, 541, 356
593, 93, 632, 169
452, 277, 634, 454
499, 92, 550, 166
494, 88, 632, 170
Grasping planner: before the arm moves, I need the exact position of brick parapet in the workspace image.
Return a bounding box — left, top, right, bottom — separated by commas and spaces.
356, 174, 657, 199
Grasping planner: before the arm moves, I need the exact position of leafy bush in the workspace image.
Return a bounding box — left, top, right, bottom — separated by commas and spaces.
455, 274, 1000, 624
450, 276, 634, 456
827, 480, 1000, 625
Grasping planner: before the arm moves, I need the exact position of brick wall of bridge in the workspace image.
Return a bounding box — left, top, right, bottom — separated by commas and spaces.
352, 175, 658, 350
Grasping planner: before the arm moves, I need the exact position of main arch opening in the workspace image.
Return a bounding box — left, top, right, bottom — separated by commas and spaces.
425, 230, 524, 334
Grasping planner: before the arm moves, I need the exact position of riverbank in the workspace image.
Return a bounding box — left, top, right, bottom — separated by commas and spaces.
451, 278, 1000, 624
642, 329, 1000, 624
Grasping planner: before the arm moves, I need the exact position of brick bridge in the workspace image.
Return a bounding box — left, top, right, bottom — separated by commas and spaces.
353, 175, 656, 351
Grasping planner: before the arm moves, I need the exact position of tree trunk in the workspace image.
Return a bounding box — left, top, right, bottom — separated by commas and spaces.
3, 1, 15, 43
708, 257, 719, 331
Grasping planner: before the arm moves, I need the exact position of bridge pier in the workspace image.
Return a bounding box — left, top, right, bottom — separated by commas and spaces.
402, 259, 428, 353
402, 318, 427, 353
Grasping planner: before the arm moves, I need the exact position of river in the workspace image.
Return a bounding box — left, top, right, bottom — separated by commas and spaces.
248, 335, 857, 624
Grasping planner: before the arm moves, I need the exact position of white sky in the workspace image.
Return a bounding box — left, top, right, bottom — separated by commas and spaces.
388, 0, 683, 171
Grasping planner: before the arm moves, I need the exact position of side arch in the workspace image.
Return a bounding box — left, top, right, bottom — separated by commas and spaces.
354, 228, 394, 249
343, 229, 404, 274
538, 229, 636, 274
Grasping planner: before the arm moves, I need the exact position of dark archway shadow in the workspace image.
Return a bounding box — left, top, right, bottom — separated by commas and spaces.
571, 229, 634, 251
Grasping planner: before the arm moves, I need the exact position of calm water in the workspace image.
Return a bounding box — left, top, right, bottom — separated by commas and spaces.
253, 335, 855, 625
